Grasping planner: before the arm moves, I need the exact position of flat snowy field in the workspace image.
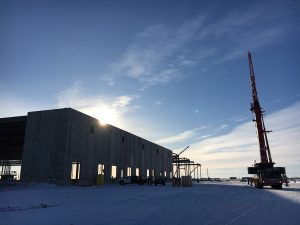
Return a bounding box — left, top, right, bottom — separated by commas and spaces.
1, 181, 300, 225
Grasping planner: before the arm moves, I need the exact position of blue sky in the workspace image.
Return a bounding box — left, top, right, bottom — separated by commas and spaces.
1, 0, 300, 178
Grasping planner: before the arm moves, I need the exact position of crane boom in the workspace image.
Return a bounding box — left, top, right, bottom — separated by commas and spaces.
248, 52, 272, 164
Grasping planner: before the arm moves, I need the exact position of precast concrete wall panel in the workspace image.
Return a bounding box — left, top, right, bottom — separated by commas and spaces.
21, 109, 69, 181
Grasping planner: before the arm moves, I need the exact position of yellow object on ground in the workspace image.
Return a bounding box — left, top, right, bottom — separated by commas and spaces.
96, 174, 104, 185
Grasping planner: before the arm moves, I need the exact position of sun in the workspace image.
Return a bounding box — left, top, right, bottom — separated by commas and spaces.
84, 106, 120, 127
98, 109, 117, 126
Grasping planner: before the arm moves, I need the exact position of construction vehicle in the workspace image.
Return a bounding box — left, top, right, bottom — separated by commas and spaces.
247, 52, 287, 189
119, 176, 147, 185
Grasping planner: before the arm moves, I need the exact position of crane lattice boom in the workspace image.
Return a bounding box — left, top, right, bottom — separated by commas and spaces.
248, 52, 272, 164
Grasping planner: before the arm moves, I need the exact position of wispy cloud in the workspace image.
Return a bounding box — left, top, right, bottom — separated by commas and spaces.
56, 81, 138, 127
197, 5, 298, 64
273, 98, 282, 104
215, 124, 228, 131
234, 117, 248, 123
112, 96, 133, 109
228, 115, 248, 123
185, 101, 300, 177
156, 128, 200, 145
196, 134, 212, 140
102, 2, 297, 88
102, 15, 208, 89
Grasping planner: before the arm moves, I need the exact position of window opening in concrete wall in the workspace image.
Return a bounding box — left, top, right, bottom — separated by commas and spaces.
71, 162, 80, 180
111, 165, 117, 179
164, 171, 167, 177
170, 171, 173, 178
89, 126, 95, 133
147, 169, 149, 177
97, 164, 104, 175
127, 167, 131, 176
122, 136, 125, 143
156, 149, 159, 154
121, 169, 123, 178
136, 168, 139, 176
152, 170, 155, 177
142, 144, 145, 149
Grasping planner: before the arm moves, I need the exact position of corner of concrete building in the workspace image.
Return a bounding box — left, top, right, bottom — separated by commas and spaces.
21, 108, 71, 183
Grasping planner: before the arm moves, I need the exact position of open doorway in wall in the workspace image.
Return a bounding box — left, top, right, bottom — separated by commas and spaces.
97, 164, 104, 175
96, 164, 105, 185
136, 168, 139, 176
127, 167, 131, 176
111, 165, 117, 181
0, 161, 21, 181
147, 169, 150, 178
71, 162, 80, 181
0, 117, 26, 181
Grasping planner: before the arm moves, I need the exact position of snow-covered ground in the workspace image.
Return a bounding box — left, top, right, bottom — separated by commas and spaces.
1, 181, 300, 225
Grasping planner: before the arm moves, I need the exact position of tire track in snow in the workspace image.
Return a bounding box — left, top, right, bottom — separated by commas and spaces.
204, 202, 254, 225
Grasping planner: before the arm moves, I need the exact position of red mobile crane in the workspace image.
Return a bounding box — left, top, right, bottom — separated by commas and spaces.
247, 52, 287, 189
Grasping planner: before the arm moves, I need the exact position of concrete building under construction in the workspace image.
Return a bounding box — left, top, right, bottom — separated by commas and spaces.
0, 108, 173, 184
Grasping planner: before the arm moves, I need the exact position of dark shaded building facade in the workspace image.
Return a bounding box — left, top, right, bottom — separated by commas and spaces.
0, 108, 173, 184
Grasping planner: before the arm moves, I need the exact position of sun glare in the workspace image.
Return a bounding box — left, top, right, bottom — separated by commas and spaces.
99, 120, 107, 126
84, 106, 120, 127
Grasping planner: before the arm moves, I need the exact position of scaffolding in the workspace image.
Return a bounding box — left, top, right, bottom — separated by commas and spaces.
172, 146, 201, 186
